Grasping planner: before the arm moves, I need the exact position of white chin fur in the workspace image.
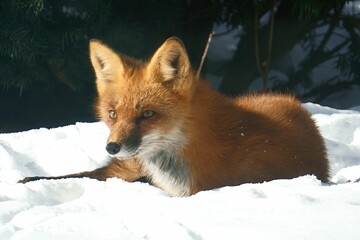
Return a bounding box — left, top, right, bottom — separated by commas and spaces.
138, 129, 184, 159
108, 127, 192, 197
137, 127, 192, 197
110, 150, 138, 160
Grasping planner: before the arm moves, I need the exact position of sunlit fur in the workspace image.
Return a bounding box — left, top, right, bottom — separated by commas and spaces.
19, 38, 330, 197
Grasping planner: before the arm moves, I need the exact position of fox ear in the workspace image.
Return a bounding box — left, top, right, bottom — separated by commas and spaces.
89, 39, 124, 94
147, 37, 191, 86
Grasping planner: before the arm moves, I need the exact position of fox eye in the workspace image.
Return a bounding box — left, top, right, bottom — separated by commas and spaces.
141, 110, 155, 119
109, 110, 117, 119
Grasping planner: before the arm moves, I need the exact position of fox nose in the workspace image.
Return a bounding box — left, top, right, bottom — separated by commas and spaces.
106, 142, 121, 155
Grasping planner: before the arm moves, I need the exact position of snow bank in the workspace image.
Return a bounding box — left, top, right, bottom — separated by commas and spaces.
1, 103, 360, 240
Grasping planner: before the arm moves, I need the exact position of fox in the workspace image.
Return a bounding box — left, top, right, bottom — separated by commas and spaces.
19, 37, 329, 197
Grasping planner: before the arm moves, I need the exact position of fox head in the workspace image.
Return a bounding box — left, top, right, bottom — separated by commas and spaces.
89, 37, 195, 160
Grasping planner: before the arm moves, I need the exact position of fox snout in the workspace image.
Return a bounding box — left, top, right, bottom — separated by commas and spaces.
105, 127, 142, 158
106, 142, 121, 155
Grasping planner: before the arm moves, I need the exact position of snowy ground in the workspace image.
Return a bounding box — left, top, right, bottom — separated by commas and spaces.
0, 103, 360, 240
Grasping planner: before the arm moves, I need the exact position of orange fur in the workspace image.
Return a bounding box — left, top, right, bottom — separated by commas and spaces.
20, 37, 329, 197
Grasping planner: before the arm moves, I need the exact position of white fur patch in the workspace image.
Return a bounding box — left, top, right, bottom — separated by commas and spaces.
160, 61, 177, 81
111, 149, 137, 160
138, 127, 192, 197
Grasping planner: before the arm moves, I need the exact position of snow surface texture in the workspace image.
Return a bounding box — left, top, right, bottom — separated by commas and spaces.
1, 103, 360, 240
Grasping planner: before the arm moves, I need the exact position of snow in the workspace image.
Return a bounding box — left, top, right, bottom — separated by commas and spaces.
1, 103, 360, 240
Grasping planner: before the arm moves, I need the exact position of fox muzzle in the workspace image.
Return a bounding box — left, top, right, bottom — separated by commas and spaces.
106, 142, 121, 155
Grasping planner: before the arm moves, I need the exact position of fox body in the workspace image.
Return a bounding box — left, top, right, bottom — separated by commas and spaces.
20, 37, 329, 197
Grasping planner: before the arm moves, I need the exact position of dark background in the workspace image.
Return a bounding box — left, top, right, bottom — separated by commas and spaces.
0, 0, 359, 133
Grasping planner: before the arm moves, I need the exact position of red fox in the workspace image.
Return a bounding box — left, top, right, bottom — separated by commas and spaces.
20, 37, 329, 197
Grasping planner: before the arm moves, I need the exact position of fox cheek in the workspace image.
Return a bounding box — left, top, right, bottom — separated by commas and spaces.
123, 129, 142, 152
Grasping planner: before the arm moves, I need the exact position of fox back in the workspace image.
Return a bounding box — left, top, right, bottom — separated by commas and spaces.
90, 37, 329, 197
